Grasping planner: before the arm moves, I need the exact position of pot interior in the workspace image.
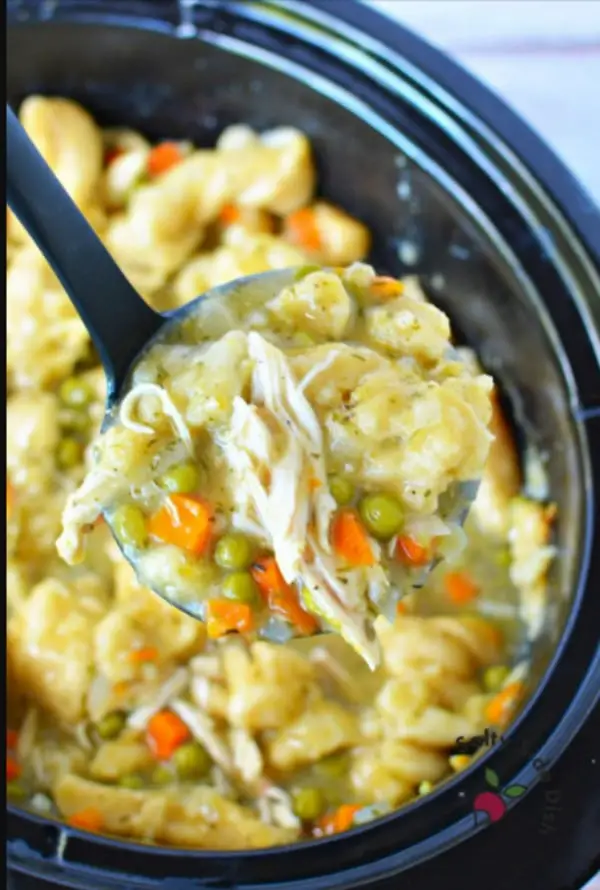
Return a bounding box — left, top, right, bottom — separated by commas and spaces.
6, 8, 595, 877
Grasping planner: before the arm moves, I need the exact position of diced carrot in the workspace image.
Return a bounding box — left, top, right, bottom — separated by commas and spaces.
444, 570, 479, 605
485, 681, 524, 727
147, 141, 183, 177
129, 646, 159, 664
318, 803, 361, 836
396, 535, 430, 567
67, 808, 104, 832
272, 588, 318, 636
104, 146, 124, 166
370, 276, 403, 300
219, 203, 241, 225
6, 729, 18, 750
308, 477, 322, 492
205, 599, 254, 639
6, 756, 21, 781
251, 557, 318, 636
333, 803, 361, 832
251, 556, 287, 597
148, 495, 213, 555
331, 510, 375, 567
146, 710, 191, 760
396, 601, 408, 616
285, 207, 322, 253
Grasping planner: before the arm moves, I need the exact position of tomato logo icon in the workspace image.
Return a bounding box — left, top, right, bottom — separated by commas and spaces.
472, 769, 527, 824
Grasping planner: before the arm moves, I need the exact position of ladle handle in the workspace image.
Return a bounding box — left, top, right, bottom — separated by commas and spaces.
6, 104, 164, 402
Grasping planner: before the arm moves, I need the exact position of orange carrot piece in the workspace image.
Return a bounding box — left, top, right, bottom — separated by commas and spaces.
68, 808, 104, 832
396, 535, 430, 567
6, 756, 21, 781
219, 203, 241, 225
318, 803, 361, 835
6, 729, 18, 750
331, 510, 375, 567
129, 646, 159, 664
272, 588, 318, 636
206, 599, 254, 639
485, 681, 524, 727
444, 570, 479, 605
148, 495, 213, 555
251, 556, 288, 597
147, 141, 183, 177
333, 803, 361, 832
251, 557, 318, 636
370, 276, 403, 300
396, 601, 408, 616
146, 710, 191, 760
285, 207, 322, 252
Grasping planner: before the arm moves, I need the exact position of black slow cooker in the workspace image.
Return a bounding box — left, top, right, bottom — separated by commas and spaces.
6, 2, 600, 889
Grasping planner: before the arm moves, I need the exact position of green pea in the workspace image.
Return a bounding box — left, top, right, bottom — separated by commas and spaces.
7, 781, 27, 801
56, 437, 83, 470
418, 780, 433, 796
314, 752, 350, 779
159, 462, 201, 494
173, 742, 211, 780
291, 786, 325, 821
359, 492, 404, 540
494, 548, 512, 568
295, 332, 318, 348
112, 504, 147, 549
95, 710, 127, 740
59, 376, 93, 409
483, 664, 510, 693
329, 475, 355, 506
60, 409, 91, 434
214, 534, 254, 571
151, 765, 174, 786
222, 571, 259, 605
294, 264, 321, 281
118, 774, 144, 789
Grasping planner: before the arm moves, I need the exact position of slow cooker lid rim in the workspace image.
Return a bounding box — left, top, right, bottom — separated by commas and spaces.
297, 0, 600, 268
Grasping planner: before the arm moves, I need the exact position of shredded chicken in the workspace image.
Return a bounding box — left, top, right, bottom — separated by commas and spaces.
119, 382, 194, 454
127, 667, 190, 730
221, 332, 381, 666
170, 698, 233, 774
